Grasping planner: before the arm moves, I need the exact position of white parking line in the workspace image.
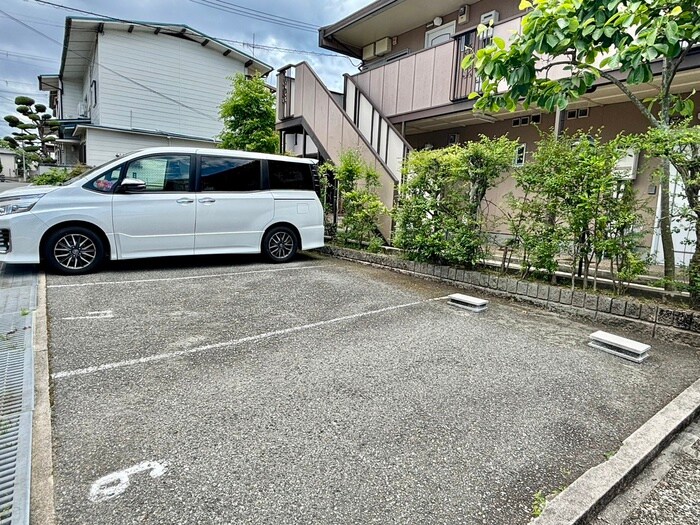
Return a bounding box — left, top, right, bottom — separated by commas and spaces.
47, 265, 330, 289
52, 296, 449, 380
62, 311, 114, 321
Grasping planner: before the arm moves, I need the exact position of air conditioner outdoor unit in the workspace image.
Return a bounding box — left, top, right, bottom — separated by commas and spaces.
375, 37, 392, 56
480, 10, 500, 25
362, 43, 376, 61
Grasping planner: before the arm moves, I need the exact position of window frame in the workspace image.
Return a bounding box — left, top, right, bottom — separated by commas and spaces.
514, 144, 527, 167
83, 153, 196, 194
195, 154, 265, 193
267, 159, 317, 192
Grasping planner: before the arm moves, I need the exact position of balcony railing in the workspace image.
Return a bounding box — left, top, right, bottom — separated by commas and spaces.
350, 15, 525, 118
452, 29, 487, 101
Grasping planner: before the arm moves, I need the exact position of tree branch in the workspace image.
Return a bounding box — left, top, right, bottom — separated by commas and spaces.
594, 68, 661, 128
535, 60, 576, 73
667, 41, 695, 92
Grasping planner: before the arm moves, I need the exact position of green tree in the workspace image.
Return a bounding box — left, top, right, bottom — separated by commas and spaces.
625, 126, 700, 305
463, 0, 699, 291
218, 73, 277, 153
508, 131, 649, 292
4, 95, 59, 169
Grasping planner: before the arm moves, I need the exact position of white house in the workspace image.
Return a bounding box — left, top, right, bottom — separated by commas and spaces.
0, 148, 17, 179
39, 17, 272, 167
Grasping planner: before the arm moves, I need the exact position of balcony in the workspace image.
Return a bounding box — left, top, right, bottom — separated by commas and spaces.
349, 15, 524, 120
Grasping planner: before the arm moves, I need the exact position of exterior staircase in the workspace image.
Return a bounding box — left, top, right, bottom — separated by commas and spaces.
276, 62, 412, 239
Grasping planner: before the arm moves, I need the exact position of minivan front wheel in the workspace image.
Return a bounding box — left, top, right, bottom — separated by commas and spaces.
43, 226, 105, 274
262, 226, 298, 263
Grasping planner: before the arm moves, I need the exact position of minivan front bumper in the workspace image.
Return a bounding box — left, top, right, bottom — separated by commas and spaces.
0, 212, 46, 264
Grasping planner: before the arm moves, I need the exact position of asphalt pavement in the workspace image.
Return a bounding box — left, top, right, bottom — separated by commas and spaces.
45, 254, 700, 524
0, 181, 29, 192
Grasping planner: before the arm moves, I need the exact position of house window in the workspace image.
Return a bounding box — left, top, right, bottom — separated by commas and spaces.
90, 80, 97, 108
531, 114, 542, 124
520, 116, 530, 126
578, 108, 589, 118
566, 109, 578, 120
512, 118, 521, 127
514, 144, 527, 166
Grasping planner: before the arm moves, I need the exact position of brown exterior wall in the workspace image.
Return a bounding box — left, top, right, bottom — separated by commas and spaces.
403, 92, 700, 248
365, 0, 521, 62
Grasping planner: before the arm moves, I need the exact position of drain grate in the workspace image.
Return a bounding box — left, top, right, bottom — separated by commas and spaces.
0, 264, 36, 290
0, 265, 37, 525
0, 348, 34, 418
0, 413, 32, 525
0, 288, 36, 319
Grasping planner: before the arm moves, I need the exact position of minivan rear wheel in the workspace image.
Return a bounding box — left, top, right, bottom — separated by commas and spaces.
43, 226, 105, 275
262, 226, 298, 263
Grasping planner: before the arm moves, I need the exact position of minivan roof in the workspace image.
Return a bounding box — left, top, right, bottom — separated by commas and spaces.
117, 147, 318, 164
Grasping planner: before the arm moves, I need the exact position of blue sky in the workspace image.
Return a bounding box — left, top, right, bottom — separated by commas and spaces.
0, 0, 368, 138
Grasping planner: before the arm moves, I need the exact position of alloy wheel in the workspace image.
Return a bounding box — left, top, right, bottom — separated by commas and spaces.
53, 233, 98, 270
268, 231, 295, 260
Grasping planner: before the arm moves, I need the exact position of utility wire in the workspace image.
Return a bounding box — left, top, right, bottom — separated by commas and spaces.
200, 0, 317, 29
188, 0, 317, 32
0, 79, 41, 88
0, 12, 64, 28
0, 8, 221, 123
0, 49, 55, 62
35, 0, 317, 33
31, 0, 359, 65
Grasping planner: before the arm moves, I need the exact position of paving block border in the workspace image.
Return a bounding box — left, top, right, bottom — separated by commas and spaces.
318, 246, 700, 348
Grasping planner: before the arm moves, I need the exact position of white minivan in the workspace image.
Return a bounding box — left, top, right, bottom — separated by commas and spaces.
0, 147, 325, 274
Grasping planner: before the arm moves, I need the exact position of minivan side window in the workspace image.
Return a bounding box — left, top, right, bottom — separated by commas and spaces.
86, 166, 123, 193
268, 160, 314, 191
124, 155, 192, 192
200, 156, 262, 192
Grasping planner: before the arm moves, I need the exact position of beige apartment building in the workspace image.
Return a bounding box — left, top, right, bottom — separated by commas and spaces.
276, 0, 700, 264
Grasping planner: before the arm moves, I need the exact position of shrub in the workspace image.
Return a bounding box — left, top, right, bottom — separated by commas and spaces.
394, 137, 517, 267
321, 150, 388, 247
33, 164, 89, 186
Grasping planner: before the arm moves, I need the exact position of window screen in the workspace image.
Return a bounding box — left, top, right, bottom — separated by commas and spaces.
200, 157, 262, 192
269, 160, 314, 191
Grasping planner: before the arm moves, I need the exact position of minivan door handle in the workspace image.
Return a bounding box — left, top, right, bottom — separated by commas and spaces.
198, 198, 216, 204
176, 198, 195, 204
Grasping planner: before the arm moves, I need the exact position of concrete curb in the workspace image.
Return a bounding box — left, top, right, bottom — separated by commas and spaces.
316, 246, 700, 348
30, 273, 56, 524
531, 376, 700, 524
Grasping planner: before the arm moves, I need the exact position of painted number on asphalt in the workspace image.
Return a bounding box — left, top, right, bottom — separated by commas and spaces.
89, 460, 168, 503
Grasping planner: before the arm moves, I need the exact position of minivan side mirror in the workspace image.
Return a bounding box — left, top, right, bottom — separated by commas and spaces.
118, 178, 147, 193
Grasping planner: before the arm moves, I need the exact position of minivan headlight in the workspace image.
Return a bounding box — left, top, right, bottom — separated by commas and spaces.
0, 194, 45, 216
